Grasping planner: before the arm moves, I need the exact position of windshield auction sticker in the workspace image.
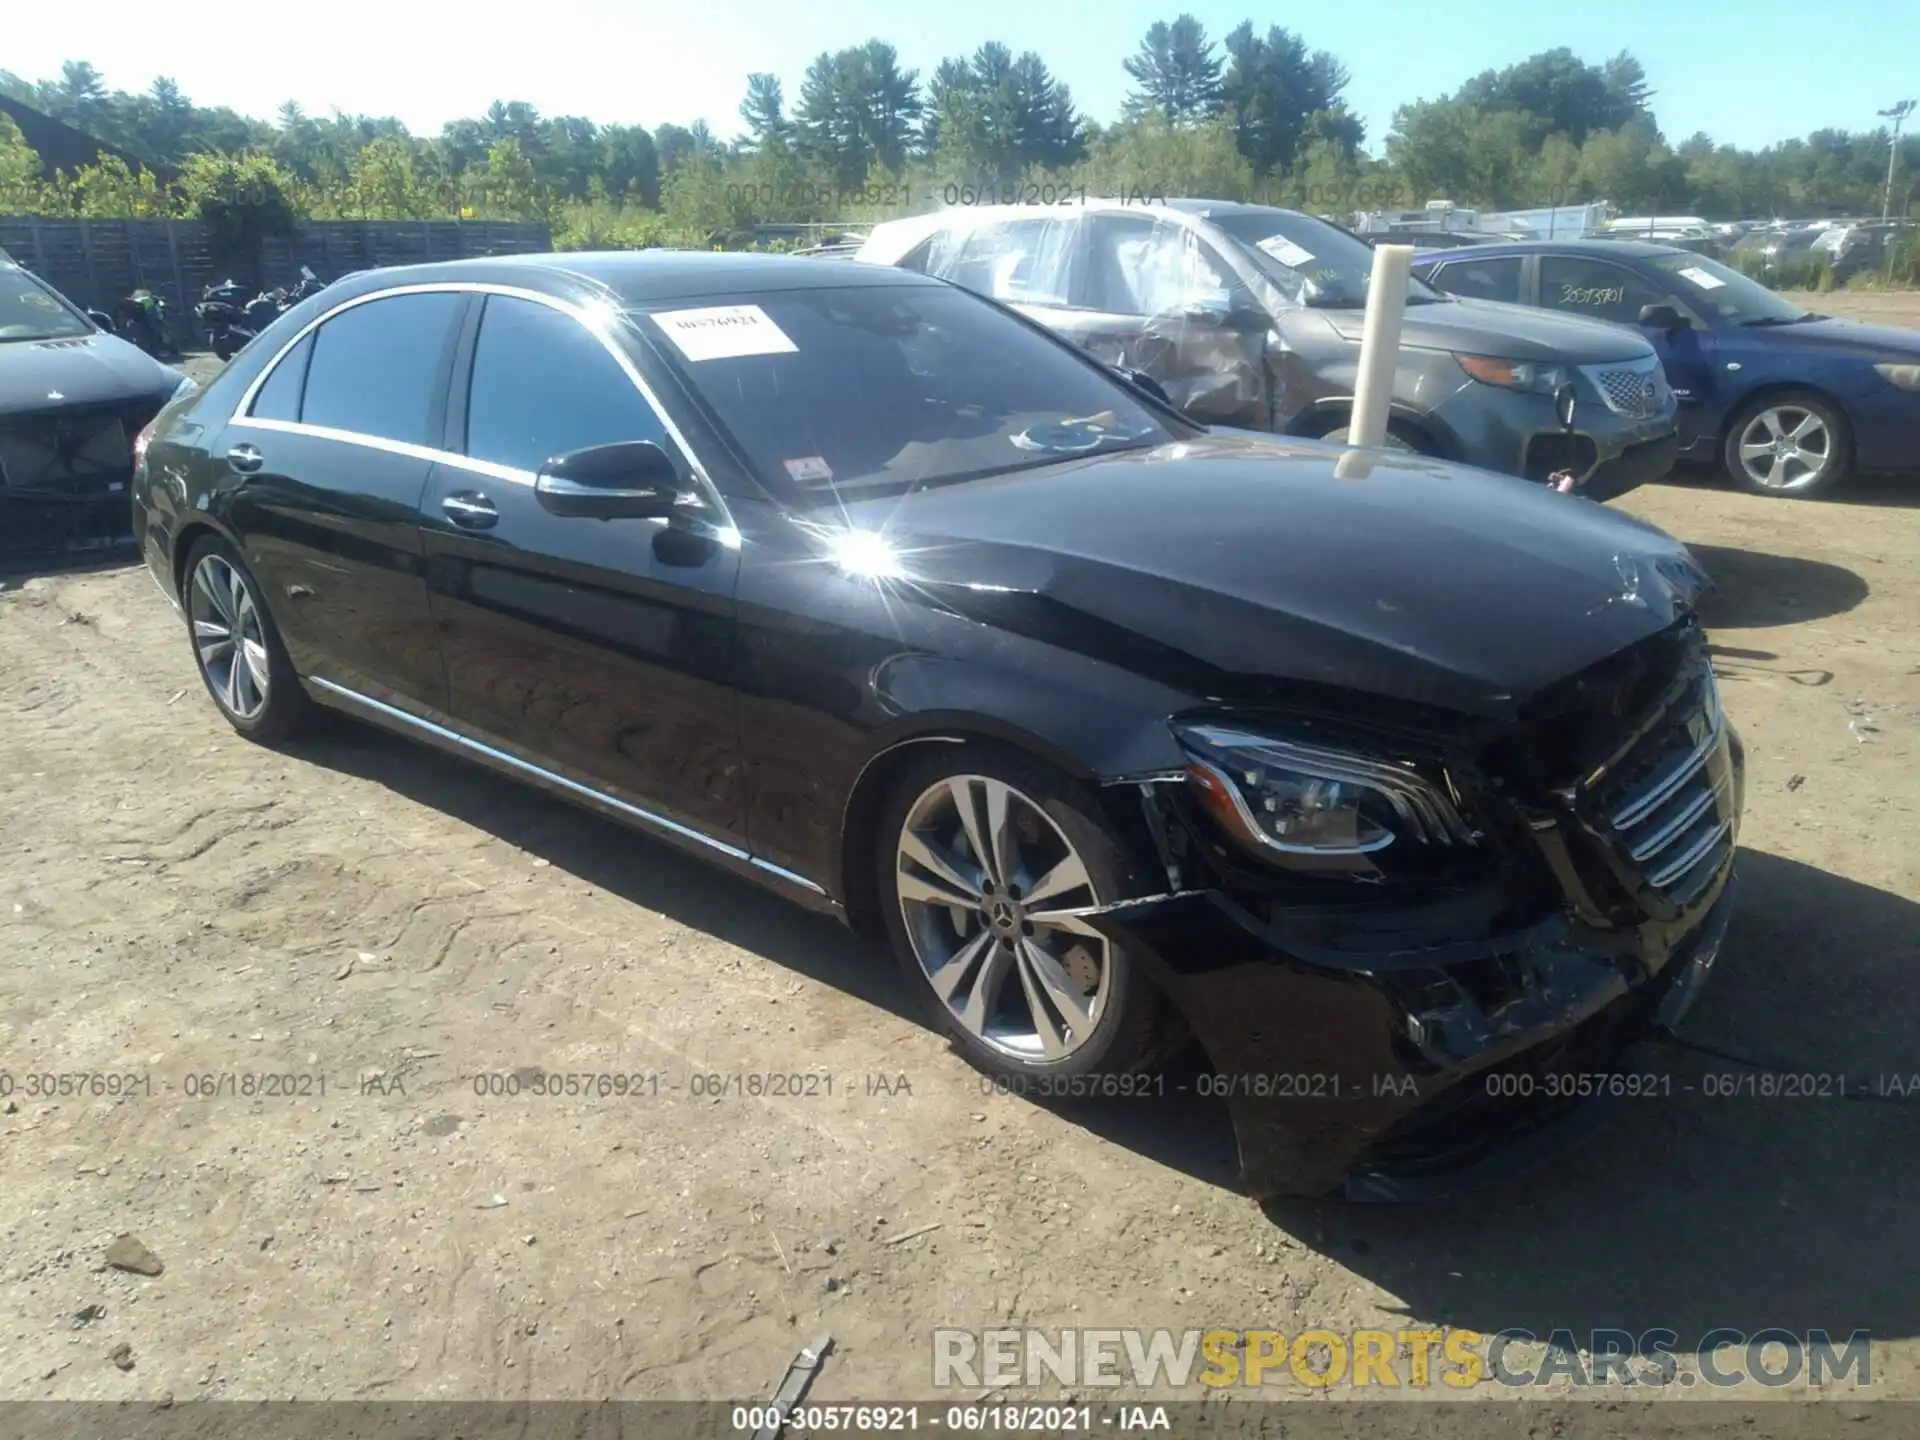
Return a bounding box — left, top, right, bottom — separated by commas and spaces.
651, 304, 798, 361
1677, 266, 1727, 289
1256, 236, 1316, 268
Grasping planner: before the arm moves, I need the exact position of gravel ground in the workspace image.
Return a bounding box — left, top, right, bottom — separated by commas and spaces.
2, 306, 1917, 1409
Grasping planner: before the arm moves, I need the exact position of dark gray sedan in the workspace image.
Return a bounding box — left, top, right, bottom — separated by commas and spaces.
857, 200, 1680, 500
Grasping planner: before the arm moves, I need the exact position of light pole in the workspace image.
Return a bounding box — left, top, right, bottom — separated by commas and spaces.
1879, 101, 1914, 221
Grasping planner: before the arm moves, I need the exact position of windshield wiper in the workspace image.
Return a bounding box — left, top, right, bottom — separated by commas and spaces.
1740, 315, 1813, 328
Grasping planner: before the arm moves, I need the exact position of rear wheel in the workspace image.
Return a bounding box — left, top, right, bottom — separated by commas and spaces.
876, 746, 1167, 1078
183, 535, 310, 743
1722, 390, 1850, 497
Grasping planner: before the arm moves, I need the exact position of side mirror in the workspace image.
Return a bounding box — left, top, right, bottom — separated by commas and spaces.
87, 309, 114, 330
1638, 302, 1688, 332
534, 441, 682, 520
1553, 384, 1578, 431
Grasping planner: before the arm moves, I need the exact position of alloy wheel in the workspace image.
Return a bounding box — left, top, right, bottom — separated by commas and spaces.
895, 775, 1110, 1063
189, 553, 271, 721
1736, 405, 1834, 491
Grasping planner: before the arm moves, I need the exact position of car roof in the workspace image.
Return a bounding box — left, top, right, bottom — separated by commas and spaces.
323, 249, 942, 307
1409, 238, 1687, 263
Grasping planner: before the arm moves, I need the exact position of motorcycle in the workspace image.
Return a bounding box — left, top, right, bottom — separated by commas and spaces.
115, 288, 174, 357
195, 268, 328, 360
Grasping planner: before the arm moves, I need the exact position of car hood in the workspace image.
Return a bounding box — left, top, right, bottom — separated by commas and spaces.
1322, 295, 1653, 365
833, 434, 1708, 724
0, 333, 180, 416
1751, 314, 1920, 358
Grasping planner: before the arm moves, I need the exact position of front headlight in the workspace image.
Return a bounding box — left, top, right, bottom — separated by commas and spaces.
1174, 724, 1477, 863
169, 373, 200, 402
1456, 354, 1567, 395
1874, 362, 1920, 391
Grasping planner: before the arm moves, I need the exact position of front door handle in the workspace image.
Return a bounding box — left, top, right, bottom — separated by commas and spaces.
227, 443, 264, 474
442, 491, 498, 531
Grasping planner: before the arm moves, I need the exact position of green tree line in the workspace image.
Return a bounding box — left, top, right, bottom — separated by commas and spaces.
2, 28, 1915, 255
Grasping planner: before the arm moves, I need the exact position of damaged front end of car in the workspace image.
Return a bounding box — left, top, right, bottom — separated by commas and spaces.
1082, 613, 1744, 1201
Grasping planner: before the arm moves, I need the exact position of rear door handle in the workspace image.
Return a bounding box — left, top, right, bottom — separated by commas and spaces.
227, 443, 263, 474
442, 491, 498, 531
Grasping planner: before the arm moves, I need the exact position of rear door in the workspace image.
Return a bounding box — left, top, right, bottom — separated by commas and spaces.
1423, 252, 1527, 306
222, 289, 466, 713
419, 292, 745, 841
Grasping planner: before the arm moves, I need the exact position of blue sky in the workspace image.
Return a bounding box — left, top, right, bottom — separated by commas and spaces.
10, 0, 1917, 153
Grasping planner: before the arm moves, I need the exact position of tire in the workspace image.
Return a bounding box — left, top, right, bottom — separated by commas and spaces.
181, 535, 310, 744
212, 334, 236, 361
1722, 390, 1850, 498
1318, 422, 1420, 453
876, 744, 1168, 1080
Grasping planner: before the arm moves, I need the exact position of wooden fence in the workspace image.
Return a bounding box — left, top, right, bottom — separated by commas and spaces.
0, 217, 552, 327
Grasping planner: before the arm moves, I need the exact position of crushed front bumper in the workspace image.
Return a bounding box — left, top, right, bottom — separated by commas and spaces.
1578, 431, 1681, 503
1087, 874, 1733, 1200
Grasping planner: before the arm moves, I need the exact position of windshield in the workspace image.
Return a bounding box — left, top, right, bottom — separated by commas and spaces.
1649, 253, 1808, 325
0, 268, 94, 342
1207, 210, 1443, 308
638, 284, 1183, 500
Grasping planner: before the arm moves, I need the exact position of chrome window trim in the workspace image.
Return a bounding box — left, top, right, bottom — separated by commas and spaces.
228, 280, 734, 526
308, 677, 826, 896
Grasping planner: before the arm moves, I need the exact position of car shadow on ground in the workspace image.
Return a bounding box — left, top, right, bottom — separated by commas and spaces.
284, 715, 916, 1026
1686, 541, 1869, 629
1255, 847, 1920, 1349
0, 539, 142, 585
288, 723, 1920, 1349
1662, 460, 1920, 510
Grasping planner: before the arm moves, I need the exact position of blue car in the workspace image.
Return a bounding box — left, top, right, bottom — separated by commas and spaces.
1411, 239, 1920, 497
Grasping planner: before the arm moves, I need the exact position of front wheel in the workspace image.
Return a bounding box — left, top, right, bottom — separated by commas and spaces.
182, 536, 310, 743
876, 746, 1167, 1078
1723, 391, 1850, 497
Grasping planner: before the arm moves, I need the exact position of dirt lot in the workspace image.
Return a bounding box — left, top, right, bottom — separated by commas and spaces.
3, 296, 1918, 1410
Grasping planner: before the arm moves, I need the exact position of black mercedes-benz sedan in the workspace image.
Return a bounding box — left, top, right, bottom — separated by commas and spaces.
133, 251, 1744, 1200
2, 258, 194, 557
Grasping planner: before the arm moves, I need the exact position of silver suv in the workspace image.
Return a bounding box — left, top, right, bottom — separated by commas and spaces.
857, 200, 1680, 499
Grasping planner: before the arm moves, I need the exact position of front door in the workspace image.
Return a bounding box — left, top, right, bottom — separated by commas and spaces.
419, 293, 745, 840
1534, 252, 1718, 453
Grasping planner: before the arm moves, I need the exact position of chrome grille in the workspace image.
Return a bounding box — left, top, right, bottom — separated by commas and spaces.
1583, 356, 1669, 418
1589, 666, 1735, 909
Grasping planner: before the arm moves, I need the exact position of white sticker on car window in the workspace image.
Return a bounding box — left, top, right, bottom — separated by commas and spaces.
650, 304, 798, 361
1676, 266, 1726, 290
1257, 236, 1316, 268
783, 456, 834, 484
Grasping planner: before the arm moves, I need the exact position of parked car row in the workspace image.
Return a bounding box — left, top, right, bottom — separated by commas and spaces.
131, 249, 1743, 1201
854, 201, 1681, 500
1411, 239, 1920, 496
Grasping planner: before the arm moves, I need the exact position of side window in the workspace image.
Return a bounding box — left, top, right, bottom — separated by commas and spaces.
465, 296, 667, 473
1432, 256, 1523, 305
929, 217, 1078, 306
1083, 216, 1240, 317
248, 333, 313, 421
301, 292, 464, 446
1538, 256, 1665, 326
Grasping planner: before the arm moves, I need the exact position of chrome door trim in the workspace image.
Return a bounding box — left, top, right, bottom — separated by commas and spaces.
307, 677, 826, 897
228, 279, 735, 529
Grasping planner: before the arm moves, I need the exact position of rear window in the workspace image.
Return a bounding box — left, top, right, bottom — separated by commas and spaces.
639, 284, 1181, 500
301, 292, 464, 447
